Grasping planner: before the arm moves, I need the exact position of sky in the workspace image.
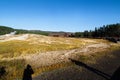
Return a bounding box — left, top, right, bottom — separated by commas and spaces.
0, 0, 120, 32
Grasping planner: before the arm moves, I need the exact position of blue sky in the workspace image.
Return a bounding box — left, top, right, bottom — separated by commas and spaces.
0, 0, 120, 32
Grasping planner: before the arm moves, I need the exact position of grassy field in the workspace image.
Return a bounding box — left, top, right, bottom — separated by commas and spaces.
0, 34, 120, 80
0, 34, 101, 58
0, 40, 76, 58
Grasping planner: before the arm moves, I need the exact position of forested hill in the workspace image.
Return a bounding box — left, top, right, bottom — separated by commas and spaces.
0, 26, 49, 36
73, 23, 120, 38
92, 23, 120, 37
0, 26, 14, 35
1, 23, 120, 37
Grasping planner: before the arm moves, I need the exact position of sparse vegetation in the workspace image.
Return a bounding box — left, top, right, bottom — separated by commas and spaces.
0, 35, 99, 58
33, 47, 120, 80
0, 33, 120, 80
33, 62, 72, 77
0, 34, 102, 79
0, 59, 26, 80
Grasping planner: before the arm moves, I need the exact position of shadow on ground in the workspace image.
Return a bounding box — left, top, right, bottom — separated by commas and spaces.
33, 50, 120, 80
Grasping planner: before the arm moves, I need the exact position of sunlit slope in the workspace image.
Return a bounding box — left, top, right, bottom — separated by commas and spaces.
0, 34, 120, 80
0, 34, 102, 58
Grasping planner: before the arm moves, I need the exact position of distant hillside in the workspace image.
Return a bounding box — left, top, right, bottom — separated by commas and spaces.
1, 23, 120, 37
0, 26, 49, 36
15, 29, 49, 36
0, 26, 14, 35
0, 25, 72, 36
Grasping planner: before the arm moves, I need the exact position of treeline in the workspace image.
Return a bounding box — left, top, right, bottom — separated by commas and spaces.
73, 23, 120, 38
1, 23, 120, 37
15, 29, 49, 36
0, 26, 14, 35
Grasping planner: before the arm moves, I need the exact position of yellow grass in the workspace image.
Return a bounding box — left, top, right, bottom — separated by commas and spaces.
0, 35, 100, 58
0, 34, 119, 80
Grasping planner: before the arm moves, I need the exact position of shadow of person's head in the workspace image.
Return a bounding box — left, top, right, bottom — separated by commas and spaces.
26, 64, 32, 69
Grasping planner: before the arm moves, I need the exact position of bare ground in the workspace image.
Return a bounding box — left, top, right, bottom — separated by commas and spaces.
0, 34, 119, 80
1, 42, 110, 67
33, 49, 120, 80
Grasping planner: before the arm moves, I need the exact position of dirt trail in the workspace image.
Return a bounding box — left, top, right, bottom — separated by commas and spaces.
0, 34, 119, 80
0, 34, 110, 67
1, 42, 110, 68
26, 43, 109, 66
1, 43, 110, 67
33, 50, 120, 80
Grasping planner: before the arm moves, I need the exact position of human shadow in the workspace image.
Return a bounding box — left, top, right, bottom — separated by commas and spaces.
69, 58, 114, 80
23, 64, 34, 80
0, 66, 6, 79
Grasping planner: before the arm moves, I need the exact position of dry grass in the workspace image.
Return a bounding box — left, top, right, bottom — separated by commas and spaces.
0, 34, 120, 80
32, 62, 72, 77
0, 34, 101, 58
0, 59, 26, 80
33, 49, 120, 80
